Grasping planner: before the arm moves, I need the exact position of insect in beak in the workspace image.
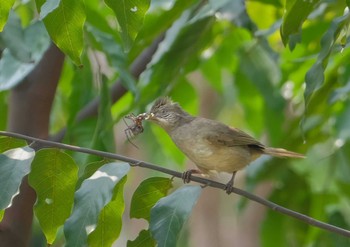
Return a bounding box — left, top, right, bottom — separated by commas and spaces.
123, 113, 148, 148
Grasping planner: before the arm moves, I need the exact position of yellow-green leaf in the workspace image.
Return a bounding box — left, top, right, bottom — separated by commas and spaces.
127, 229, 155, 247
64, 162, 130, 247
0, 136, 27, 153
88, 177, 127, 247
130, 177, 172, 221
28, 149, 78, 244
36, 0, 86, 65
281, 0, 320, 49
105, 0, 151, 52
0, 0, 15, 31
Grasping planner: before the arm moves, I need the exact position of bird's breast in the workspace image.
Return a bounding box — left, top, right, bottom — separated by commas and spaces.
169, 126, 254, 173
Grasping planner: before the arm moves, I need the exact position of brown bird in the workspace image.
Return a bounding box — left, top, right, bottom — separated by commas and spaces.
146, 97, 305, 193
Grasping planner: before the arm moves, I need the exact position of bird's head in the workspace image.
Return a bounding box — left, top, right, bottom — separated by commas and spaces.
146, 97, 193, 131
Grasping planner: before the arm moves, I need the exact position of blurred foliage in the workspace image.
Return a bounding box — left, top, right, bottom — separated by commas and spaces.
0, 0, 350, 246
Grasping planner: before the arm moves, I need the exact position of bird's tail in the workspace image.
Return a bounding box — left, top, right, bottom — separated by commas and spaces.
264, 147, 305, 158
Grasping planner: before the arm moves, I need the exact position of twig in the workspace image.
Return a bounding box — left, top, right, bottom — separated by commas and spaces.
0, 131, 349, 238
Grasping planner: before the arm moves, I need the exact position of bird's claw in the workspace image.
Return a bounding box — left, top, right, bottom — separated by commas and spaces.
181, 169, 201, 184
182, 170, 192, 184
224, 182, 233, 194
224, 171, 237, 194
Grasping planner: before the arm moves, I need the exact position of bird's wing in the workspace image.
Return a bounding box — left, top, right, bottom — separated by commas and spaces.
205, 123, 265, 149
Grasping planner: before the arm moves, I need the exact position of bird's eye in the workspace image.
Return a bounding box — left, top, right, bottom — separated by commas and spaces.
156, 109, 167, 118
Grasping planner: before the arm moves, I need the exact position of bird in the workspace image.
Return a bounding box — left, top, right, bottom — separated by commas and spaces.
146, 97, 305, 194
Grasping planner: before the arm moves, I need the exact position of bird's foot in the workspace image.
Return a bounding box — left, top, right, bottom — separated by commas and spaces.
224, 171, 237, 194
182, 169, 201, 184
224, 181, 234, 194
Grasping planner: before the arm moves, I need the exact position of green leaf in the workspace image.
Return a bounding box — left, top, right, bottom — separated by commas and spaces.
304, 12, 350, 107
0, 136, 27, 153
130, 177, 173, 221
64, 162, 130, 247
0, 210, 3, 221
0, 0, 15, 31
87, 177, 127, 247
0, 22, 50, 91
127, 229, 155, 247
28, 149, 78, 244
281, 0, 320, 49
0, 12, 32, 63
105, 0, 151, 52
0, 146, 35, 210
36, 0, 86, 65
150, 185, 202, 247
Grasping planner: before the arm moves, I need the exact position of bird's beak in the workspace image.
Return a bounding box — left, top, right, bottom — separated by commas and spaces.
145, 112, 155, 120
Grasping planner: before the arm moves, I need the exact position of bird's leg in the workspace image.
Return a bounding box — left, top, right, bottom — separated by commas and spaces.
182, 169, 202, 184
224, 171, 237, 194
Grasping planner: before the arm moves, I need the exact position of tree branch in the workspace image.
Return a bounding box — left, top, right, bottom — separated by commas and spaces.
0, 130, 349, 238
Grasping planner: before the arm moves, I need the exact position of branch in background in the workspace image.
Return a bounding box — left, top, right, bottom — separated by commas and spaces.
52, 34, 165, 142
1, 131, 349, 238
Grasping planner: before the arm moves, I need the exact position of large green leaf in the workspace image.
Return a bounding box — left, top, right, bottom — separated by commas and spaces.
64, 162, 130, 247
0, 146, 35, 210
130, 177, 173, 221
0, 136, 27, 153
36, 0, 86, 65
0, 0, 15, 31
281, 0, 320, 49
150, 185, 202, 247
304, 11, 350, 108
28, 149, 78, 244
0, 22, 50, 91
127, 229, 155, 247
105, 0, 151, 52
87, 177, 127, 247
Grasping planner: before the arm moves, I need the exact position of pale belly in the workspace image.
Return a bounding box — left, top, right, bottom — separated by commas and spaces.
173, 137, 254, 173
